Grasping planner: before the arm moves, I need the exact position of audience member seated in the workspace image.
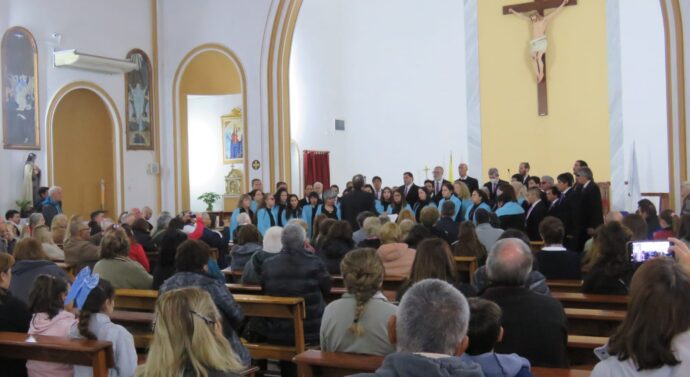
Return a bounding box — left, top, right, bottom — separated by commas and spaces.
320, 248, 396, 355
67, 273, 137, 377
32, 224, 65, 261
152, 226, 187, 290
462, 298, 533, 377
403, 224, 432, 249
241, 226, 282, 284
132, 218, 156, 252
591, 257, 690, 376
230, 224, 263, 271
358, 216, 383, 249
535, 217, 581, 280
160, 240, 250, 365
0, 220, 16, 254
475, 209, 503, 252
199, 212, 230, 268
435, 201, 459, 244
481, 238, 568, 367
351, 279, 483, 377
353, 212, 375, 244
136, 288, 247, 377
63, 217, 100, 270
377, 222, 416, 278
637, 199, 661, 240
20, 212, 45, 239
8, 238, 69, 304
318, 220, 355, 274
50, 214, 68, 244
397, 238, 475, 300
93, 227, 153, 289
583, 221, 634, 295
398, 219, 415, 241
453, 221, 488, 266
653, 209, 676, 240
88, 210, 105, 236
0, 253, 31, 377
622, 213, 648, 242
121, 224, 150, 272
495, 186, 526, 231
26, 275, 77, 377
420, 206, 447, 240
314, 217, 336, 249
151, 211, 172, 246
679, 214, 690, 248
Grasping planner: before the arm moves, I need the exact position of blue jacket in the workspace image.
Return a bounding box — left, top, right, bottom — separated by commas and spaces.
438, 196, 463, 220
302, 204, 320, 238
465, 202, 492, 224
316, 203, 341, 220
461, 353, 533, 377
375, 201, 393, 215
256, 206, 281, 236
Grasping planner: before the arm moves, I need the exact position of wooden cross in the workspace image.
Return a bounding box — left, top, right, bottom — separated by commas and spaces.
502, 0, 577, 116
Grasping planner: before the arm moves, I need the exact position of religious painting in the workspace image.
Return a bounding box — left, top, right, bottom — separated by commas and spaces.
125, 49, 154, 150
2, 27, 39, 150
225, 166, 243, 195
221, 107, 244, 164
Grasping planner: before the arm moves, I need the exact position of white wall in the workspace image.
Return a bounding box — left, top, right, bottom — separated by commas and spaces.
619, 0, 668, 208
680, 0, 690, 181
0, 0, 157, 215
290, 0, 470, 188
187, 94, 241, 212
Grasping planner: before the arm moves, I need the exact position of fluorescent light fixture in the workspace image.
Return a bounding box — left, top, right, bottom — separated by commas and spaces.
53, 49, 138, 74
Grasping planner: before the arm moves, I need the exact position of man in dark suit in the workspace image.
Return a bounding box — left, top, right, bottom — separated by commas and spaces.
372, 176, 383, 201
518, 162, 531, 186
431, 166, 451, 204
340, 174, 377, 230
483, 167, 508, 205
457, 163, 479, 194
525, 187, 548, 241
399, 171, 420, 207
575, 167, 603, 251
298, 184, 314, 208
535, 216, 582, 280
554, 173, 581, 251
545, 186, 561, 217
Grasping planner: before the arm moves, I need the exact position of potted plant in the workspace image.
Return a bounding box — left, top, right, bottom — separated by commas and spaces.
15, 199, 33, 218
197, 192, 221, 212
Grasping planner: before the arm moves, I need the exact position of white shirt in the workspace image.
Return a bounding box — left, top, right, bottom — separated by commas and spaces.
526, 199, 542, 219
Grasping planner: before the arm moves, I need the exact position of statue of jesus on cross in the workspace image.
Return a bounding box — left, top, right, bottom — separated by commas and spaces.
509, 0, 569, 83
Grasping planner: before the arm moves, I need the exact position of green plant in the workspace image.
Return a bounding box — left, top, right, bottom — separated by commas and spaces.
197, 192, 221, 212
15, 199, 33, 218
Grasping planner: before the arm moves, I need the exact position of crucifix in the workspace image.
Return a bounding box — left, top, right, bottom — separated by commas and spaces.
502, 0, 576, 116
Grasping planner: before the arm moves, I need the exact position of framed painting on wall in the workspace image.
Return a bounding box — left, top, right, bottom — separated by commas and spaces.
222, 107, 244, 164
2, 26, 39, 150
125, 49, 154, 150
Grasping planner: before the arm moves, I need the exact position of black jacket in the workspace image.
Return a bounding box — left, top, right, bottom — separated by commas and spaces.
577, 182, 604, 250
555, 188, 582, 251
483, 180, 509, 204
0, 289, 31, 377
525, 201, 548, 241
398, 184, 420, 208
434, 217, 459, 244
481, 285, 568, 368
318, 239, 354, 274
260, 247, 331, 344
535, 249, 582, 280
458, 176, 479, 195
582, 263, 633, 295
340, 189, 377, 230
133, 228, 157, 252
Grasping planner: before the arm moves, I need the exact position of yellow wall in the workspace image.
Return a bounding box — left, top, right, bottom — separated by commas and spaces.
179, 50, 242, 209
478, 0, 610, 181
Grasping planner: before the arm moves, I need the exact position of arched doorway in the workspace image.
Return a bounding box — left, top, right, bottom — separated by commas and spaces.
50, 88, 117, 218
173, 44, 247, 212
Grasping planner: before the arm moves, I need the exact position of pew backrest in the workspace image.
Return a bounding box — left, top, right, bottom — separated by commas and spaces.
552, 291, 627, 310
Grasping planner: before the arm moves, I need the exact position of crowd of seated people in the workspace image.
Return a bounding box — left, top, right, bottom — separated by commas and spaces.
2, 160, 690, 376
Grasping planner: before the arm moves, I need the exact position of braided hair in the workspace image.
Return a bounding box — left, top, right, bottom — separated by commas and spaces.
339, 248, 385, 337
78, 279, 114, 340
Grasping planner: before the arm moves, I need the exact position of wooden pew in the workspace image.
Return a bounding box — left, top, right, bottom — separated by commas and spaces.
110, 310, 155, 348
115, 289, 158, 311
331, 275, 406, 293
529, 241, 545, 253
454, 256, 478, 285
552, 292, 627, 311
565, 308, 625, 337
293, 350, 592, 377
0, 332, 114, 377
226, 284, 396, 303
547, 280, 583, 293
567, 335, 608, 366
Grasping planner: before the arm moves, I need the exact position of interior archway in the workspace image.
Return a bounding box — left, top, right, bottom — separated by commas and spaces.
51, 88, 116, 218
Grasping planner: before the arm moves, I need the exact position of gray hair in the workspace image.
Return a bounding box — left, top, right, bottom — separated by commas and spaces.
577, 167, 593, 181
323, 189, 337, 201
396, 279, 470, 354
488, 168, 499, 177
48, 186, 62, 198
237, 213, 252, 226
362, 217, 381, 237
156, 212, 172, 230
282, 223, 306, 250
541, 175, 554, 185
486, 238, 533, 286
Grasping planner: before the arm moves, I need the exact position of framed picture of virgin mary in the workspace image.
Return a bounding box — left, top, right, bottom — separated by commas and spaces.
2, 27, 39, 150
125, 49, 154, 150
221, 107, 244, 164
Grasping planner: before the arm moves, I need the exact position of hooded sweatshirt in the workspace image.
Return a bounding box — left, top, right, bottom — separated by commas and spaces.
231, 242, 263, 271
461, 352, 533, 377
591, 332, 690, 377
377, 243, 416, 278
28, 311, 78, 377
9, 260, 70, 304
351, 352, 484, 377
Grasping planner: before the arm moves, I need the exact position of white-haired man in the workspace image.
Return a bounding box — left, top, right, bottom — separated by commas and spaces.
352, 279, 483, 377
42, 186, 63, 227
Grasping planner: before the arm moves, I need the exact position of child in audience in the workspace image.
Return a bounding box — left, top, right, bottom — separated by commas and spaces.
26, 275, 77, 377
462, 298, 533, 377
67, 268, 137, 377
136, 287, 245, 377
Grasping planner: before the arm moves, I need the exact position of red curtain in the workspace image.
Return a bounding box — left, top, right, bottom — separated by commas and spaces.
303, 150, 330, 188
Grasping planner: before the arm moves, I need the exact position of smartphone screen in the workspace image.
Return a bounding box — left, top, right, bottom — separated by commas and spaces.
629, 241, 672, 263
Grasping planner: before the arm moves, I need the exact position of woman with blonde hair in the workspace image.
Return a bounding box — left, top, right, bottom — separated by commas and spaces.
395, 209, 415, 225
320, 248, 396, 356
32, 224, 65, 261
20, 213, 45, 239
511, 181, 529, 211
50, 214, 68, 244
136, 287, 245, 377
376, 222, 416, 278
